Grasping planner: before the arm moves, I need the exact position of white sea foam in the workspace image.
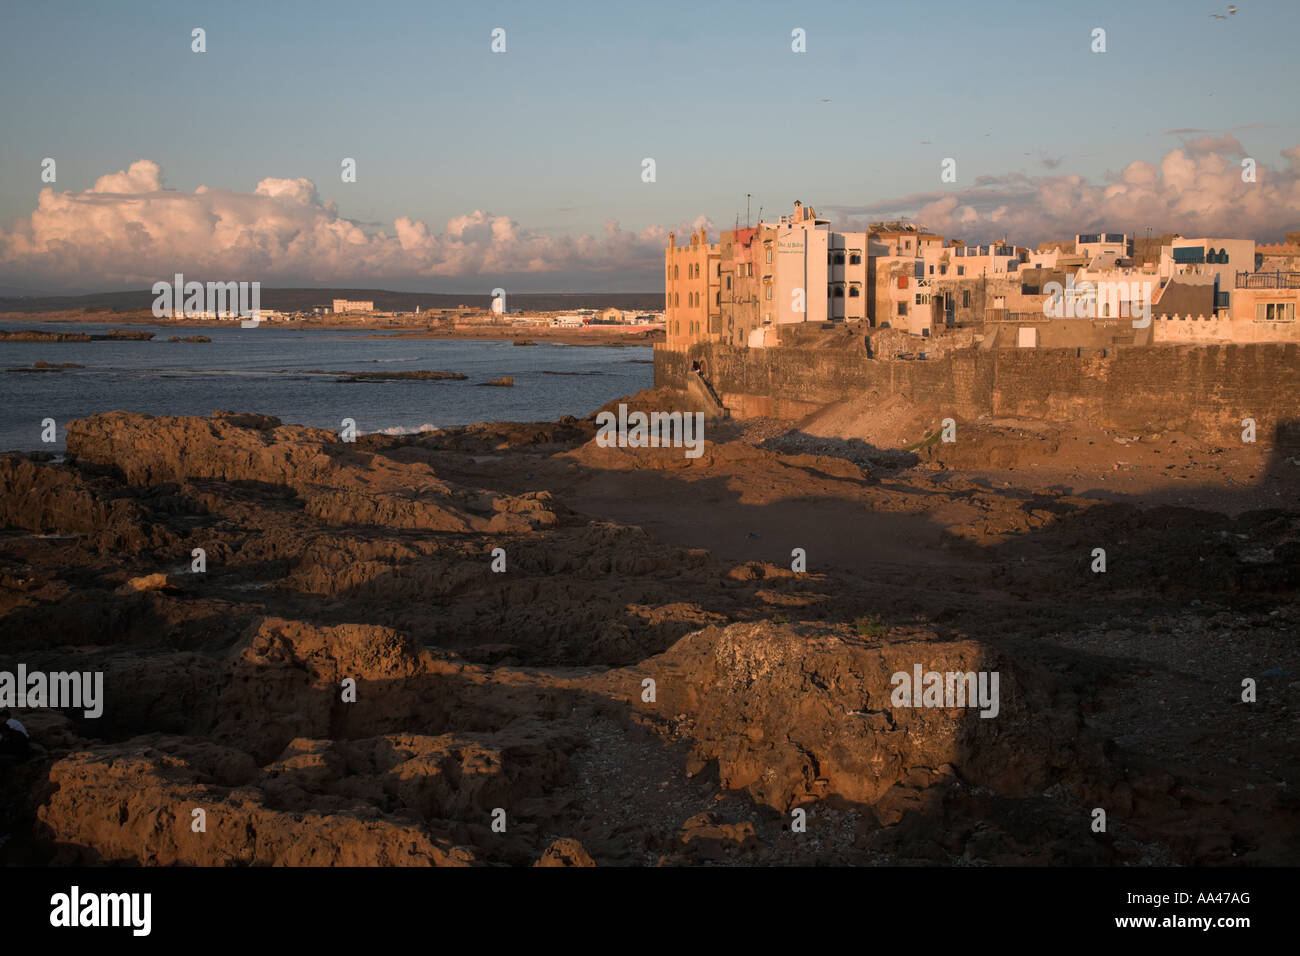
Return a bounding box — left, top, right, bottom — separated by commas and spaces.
371, 423, 441, 436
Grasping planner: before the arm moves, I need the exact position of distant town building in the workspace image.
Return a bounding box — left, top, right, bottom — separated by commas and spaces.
332, 299, 374, 313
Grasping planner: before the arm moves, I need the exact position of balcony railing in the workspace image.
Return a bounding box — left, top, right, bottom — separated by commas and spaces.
1236, 271, 1300, 289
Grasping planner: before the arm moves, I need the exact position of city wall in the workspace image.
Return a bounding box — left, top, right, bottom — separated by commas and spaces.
655, 342, 1300, 443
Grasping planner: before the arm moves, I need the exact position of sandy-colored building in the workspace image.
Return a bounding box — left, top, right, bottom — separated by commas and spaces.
1151, 271, 1299, 344
1257, 241, 1300, 272
665, 227, 718, 350
332, 299, 374, 313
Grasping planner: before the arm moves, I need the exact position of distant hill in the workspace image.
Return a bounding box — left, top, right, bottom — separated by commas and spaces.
0, 288, 664, 314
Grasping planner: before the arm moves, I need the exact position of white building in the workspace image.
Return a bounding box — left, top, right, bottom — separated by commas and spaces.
1076, 232, 1132, 260
772, 201, 830, 325
1159, 238, 1255, 313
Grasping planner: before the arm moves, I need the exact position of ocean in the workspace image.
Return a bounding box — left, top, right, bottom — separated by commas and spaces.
0, 320, 652, 451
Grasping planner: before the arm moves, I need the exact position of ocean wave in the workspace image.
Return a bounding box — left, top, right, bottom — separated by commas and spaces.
370, 423, 441, 435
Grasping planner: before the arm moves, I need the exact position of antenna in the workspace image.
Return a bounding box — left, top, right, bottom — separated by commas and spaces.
757, 206, 763, 225
746, 193, 751, 228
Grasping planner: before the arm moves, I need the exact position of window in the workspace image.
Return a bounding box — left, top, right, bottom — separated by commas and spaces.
673, 265, 679, 279
833, 286, 845, 298
929, 265, 934, 274
850, 253, 861, 265
766, 286, 773, 300
957, 266, 965, 276
766, 247, 773, 263
715, 292, 720, 307
833, 253, 845, 265
849, 285, 860, 297
940, 265, 947, 275
726, 276, 732, 290
962, 290, 970, 308
897, 301, 908, 316
1259, 302, 1297, 321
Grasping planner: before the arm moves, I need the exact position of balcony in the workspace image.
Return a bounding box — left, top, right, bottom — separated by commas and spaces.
1236, 271, 1300, 289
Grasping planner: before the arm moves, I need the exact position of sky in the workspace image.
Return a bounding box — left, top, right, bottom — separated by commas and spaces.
0, 0, 1297, 293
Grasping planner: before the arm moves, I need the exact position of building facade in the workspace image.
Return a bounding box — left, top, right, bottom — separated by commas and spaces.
332, 299, 375, 313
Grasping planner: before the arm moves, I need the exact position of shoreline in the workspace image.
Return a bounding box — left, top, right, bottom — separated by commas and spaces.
0, 310, 665, 347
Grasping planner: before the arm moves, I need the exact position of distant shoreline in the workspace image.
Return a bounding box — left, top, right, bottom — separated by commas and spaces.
0, 310, 664, 348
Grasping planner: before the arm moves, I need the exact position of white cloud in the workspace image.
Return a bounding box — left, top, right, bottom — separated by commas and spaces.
0, 159, 704, 291
828, 142, 1300, 244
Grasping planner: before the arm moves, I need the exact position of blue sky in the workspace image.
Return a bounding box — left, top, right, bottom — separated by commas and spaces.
1, 0, 1297, 292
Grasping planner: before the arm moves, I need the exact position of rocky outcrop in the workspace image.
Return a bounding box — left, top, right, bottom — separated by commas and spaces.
65, 411, 560, 533
4, 408, 1296, 867
613, 621, 1106, 812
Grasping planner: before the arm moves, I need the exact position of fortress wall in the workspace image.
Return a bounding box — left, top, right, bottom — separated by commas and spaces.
655, 343, 1300, 443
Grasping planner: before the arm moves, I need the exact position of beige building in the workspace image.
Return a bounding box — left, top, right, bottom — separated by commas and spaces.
665, 227, 718, 350
1257, 240, 1300, 272
332, 299, 375, 313
1151, 272, 1299, 344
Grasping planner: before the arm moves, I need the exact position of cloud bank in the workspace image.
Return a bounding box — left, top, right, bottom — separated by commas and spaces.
828, 142, 1300, 244
2, 142, 1297, 292
0, 160, 708, 292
